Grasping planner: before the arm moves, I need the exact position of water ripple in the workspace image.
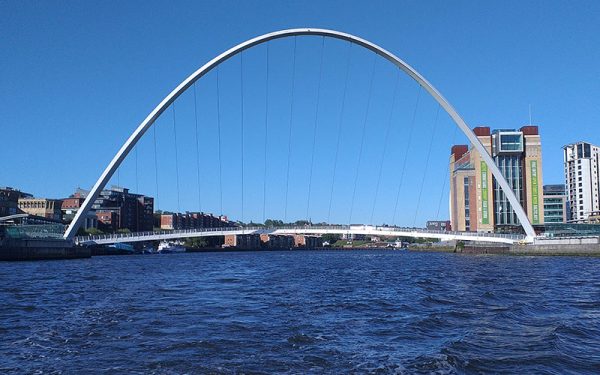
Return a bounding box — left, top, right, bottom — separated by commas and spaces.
1, 250, 600, 373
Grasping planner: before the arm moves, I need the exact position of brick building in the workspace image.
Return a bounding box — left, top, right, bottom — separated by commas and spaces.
260, 234, 294, 249
159, 212, 231, 230
293, 234, 323, 248
61, 195, 98, 230
223, 234, 261, 249
90, 186, 154, 232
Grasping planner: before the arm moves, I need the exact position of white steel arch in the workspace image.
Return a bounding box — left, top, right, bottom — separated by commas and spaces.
64, 28, 536, 241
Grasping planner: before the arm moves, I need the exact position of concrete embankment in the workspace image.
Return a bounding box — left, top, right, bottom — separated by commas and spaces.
511, 237, 600, 256
0, 238, 90, 261
410, 237, 600, 256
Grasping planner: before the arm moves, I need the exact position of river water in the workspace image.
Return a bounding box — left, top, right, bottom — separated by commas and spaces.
1, 250, 599, 374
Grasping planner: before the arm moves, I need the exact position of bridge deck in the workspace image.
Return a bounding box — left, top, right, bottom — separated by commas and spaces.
76, 226, 525, 245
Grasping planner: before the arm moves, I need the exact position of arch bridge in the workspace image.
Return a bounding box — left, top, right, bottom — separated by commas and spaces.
64, 28, 536, 243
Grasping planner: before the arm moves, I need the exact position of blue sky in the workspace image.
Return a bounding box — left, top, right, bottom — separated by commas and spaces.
2, 1, 599, 226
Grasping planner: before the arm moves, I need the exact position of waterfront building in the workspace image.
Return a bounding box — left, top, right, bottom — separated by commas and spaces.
223, 234, 261, 249
450, 126, 544, 232
543, 184, 569, 223
260, 234, 294, 249
293, 234, 323, 248
17, 197, 63, 221
0, 187, 32, 217
426, 220, 451, 231
61, 194, 98, 230
159, 212, 231, 230
96, 211, 118, 230
563, 141, 600, 222
87, 186, 154, 232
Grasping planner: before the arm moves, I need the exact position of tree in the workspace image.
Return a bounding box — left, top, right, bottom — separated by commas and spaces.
184, 237, 208, 248
84, 227, 104, 236
264, 219, 284, 227
322, 233, 341, 244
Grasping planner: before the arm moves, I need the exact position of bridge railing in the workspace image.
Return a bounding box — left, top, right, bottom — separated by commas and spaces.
75, 224, 525, 243
78, 225, 245, 242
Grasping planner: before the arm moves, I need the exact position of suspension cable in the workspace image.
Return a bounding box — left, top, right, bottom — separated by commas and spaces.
172, 103, 181, 213
370, 70, 400, 225
193, 82, 202, 212
135, 145, 139, 230
348, 55, 377, 225
413, 104, 441, 226
134, 145, 143, 232
216, 67, 223, 215
392, 85, 422, 225
306, 36, 325, 223
327, 42, 353, 224
283, 36, 297, 223
240, 51, 245, 225
135, 146, 139, 192
153, 125, 160, 211
262, 43, 270, 223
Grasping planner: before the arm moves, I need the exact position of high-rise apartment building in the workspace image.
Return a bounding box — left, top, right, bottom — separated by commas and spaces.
450, 126, 544, 232
563, 141, 600, 222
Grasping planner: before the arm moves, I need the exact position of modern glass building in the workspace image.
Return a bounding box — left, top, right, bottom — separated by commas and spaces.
491, 130, 525, 227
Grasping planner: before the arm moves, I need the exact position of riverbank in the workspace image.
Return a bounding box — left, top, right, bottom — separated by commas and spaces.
410, 238, 600, 256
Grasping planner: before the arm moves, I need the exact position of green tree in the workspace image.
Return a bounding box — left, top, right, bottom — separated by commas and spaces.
84, 227, 104, 236
184, 237, 208, 248
322, 233, 341, 244
264, 219, 284, 227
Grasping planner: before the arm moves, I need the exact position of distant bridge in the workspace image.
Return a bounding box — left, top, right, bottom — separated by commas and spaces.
75, 225, 524, 246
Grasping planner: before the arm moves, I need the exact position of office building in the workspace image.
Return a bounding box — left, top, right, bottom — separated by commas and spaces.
563, 141, 600, 222
450, 126, 544, 232
543, 184, 569, 223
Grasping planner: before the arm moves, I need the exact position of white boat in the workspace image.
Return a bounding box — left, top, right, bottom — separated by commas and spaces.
157, 240, 186, 253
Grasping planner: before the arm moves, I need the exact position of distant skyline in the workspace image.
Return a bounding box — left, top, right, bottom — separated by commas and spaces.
2, 1, 600, 225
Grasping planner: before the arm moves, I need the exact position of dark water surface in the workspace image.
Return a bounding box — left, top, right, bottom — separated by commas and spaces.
1, 250, 600, 374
